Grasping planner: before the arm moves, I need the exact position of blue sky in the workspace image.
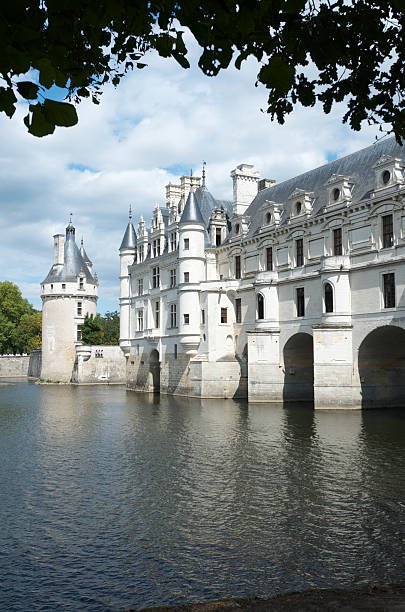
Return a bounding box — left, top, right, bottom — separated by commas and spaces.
0, 31, 382, 314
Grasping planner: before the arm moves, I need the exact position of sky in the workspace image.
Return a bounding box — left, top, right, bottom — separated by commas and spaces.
0, 30, 383, 313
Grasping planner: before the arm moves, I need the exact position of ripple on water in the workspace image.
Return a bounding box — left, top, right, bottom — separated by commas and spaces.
1, 384, 405, 610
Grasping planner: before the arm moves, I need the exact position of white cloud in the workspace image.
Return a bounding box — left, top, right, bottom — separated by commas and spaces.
0, 33, 382, 312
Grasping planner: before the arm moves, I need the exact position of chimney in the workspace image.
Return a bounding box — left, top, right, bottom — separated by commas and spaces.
53, 233, 64, 266
231, 164, 260, 215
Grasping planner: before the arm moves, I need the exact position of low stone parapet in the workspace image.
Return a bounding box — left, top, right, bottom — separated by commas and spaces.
72, 345, 126, 384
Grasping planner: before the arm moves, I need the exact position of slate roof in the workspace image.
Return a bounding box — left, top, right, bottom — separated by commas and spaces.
43, 226, 96, 284
180, 189, 205, 224
80, 239, 92, 265
246, 137, 405, 237
120, 220, 137, 249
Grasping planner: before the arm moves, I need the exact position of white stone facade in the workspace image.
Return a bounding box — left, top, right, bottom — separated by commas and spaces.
120, 139, 405, 408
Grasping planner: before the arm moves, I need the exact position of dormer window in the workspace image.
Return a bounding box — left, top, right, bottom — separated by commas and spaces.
262, 200, 281, 228
289, 189, 313, 218
373, 155, 404, 191
325, 174, 352, 207
79, 277, 84, 289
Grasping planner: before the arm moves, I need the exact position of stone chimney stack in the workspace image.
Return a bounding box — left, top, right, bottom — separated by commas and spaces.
53, 233, 64, 266
231, 164, 260, 215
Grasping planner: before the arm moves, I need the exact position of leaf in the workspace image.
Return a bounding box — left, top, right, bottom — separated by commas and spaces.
259, 56, 295, 93
43, 99, 78, 128
35, 58, 56, 89
136, 62, 147, 69
172, 52, 190, 69
16, 81, 39, 100
26, 104, 55, 137
0, 86, 17, 118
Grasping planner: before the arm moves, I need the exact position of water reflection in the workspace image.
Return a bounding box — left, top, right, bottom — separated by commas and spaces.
0, 383, 404, 611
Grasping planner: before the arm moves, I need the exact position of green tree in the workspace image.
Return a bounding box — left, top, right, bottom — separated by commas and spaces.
13, 311, 42, 353
1, 1, 405, 140
0, 281, 38, 353
99, 311, 120, 345
81, 313, 104, 345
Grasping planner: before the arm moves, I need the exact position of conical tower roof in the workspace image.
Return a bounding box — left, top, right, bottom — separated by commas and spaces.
80, 238, 92, 265
42, 221, 96, 284
120, 207, 137, 249
180, 189, 204, 224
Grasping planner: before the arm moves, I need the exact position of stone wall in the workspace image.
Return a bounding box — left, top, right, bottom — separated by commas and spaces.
0, 354, 30, 378
72, 345, 126, 384
28, 350, 42, 378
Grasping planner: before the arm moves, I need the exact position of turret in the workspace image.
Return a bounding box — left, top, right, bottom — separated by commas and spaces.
178, 188, 205, 355
119, 206, 137, 351
40, 217, 98, 382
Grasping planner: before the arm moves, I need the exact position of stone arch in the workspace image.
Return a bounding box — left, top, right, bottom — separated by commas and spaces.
283, 332, 314, 403
149, 349, 160, 393
358, 325, 405, 408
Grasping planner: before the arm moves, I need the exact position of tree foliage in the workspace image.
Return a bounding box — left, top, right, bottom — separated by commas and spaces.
0, 281, 39, 353
1, 1, 405, 140
99, 311, 120, 345
81, 313, 104, 345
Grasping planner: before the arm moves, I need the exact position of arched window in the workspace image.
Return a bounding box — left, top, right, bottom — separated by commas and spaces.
257, 293, 264, 320
324, 282, 333, 313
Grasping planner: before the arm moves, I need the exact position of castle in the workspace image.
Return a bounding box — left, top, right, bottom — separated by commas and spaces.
119, 137, 405, 409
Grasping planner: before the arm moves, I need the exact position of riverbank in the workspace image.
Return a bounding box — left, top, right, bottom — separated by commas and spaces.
134, 584, 405, 611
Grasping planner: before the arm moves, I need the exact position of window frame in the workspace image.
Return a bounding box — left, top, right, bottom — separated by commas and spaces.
257, 293, 264, 320
152, 266, 160, 289
266, 246, 273, 271
235, 255, 241, 279
296, 238, 304, 267
382, 214, 394, 249
235, 298, 242, 324
220, 307, 228, 324
137, 308, 144, 331
184, 238, 189, 250
333, 227, 342, 256
170, 303, 177, 328
296, 287, 305, 317
324, 282, 334, 313
382, 272, 395, 308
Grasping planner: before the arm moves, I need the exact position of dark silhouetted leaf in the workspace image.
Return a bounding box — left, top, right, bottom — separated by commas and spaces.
16, 81, 39, 100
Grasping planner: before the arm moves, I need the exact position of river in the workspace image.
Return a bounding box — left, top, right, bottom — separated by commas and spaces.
1, 381, 404, 611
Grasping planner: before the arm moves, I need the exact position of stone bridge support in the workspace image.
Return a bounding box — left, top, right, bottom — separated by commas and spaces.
247, 329, 283, 402
312, 324, 355, 409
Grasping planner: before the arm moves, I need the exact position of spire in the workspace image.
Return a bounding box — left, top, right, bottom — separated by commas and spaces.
202, 161, 206, 187
66, 213, 75, 237
180, 189, 204, 224
120, 209, 137, 250
80, 237, 92, 266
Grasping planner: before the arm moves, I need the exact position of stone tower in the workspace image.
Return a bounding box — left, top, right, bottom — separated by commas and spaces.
178, 188, 206, 356
40, 220, 98, 382
119, 208, 137, 356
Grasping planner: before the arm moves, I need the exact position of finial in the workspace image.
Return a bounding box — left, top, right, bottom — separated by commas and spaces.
190, 168, 193, 177
69, 212, 73, 224
129, 205, 132, 221
202, 160, 206, 187
81, 237, 84, 246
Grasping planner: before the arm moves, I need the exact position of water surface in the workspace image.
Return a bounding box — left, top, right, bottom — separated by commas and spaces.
1, 382, 405, 611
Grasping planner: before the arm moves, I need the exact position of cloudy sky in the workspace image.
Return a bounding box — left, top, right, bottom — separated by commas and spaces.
0, 31, 382, 313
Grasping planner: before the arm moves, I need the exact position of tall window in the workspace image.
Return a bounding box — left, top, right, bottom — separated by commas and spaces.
79, 277, 84, 289
152, 239, 160, 258
333, 228, 342, 256
235, 255, 241, 279
174, 344, 177, 360
266, 247, 273, 271
184, 313, 190, 325
216, 227, 222, 246
235, 298, 241, 324
296, 287, 305, 317
201, 309, 205, 324
220, 307, 228, 323
152, 266, 160, 288
324, 283, 334, 313
170, 304, 177, 328
184, 271, 189, 283
170, 232, 177, 251
77, 302, 82, 316
155, 301, 160, 328
382, 214, 393, 248
76, 325, 82, 342
138, 278, 143, 295
137, 309, 144, 331
184, 238, 189, 250
139, 245, 144, 262
170, 269, 176, 287
296, 239, 304, 267
383, 273, 395, 308
257, 294, 264, 320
